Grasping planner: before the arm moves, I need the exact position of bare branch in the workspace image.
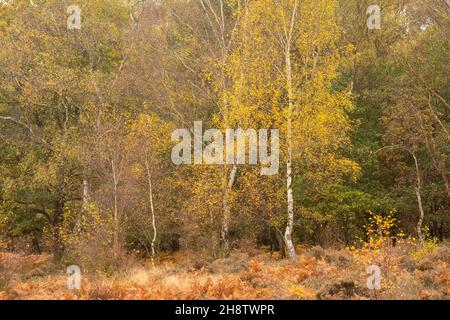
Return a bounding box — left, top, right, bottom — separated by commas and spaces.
0, 115, 52, 148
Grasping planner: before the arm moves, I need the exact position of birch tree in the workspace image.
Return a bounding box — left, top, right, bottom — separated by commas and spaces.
128, 114, 174, 267
226, 0, 357, 261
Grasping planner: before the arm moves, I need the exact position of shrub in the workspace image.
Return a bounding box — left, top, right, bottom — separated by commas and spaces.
290, 285, 316, 300
410, 238, 439, 262
62, 203, 137, 275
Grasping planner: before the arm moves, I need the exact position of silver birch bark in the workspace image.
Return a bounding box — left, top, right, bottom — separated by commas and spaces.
144, 156, 157, 269
283, 0, 298, 262
412, 152, 425, 241
111, 159, 119, 256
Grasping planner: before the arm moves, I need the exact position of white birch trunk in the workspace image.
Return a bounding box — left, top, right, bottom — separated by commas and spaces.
412, 152, 425, 241
111, 159, 119, 256
75, 178, 89, 234
144, 157, 157, 269
222, 164, 237, 257
284, 48, 297, 262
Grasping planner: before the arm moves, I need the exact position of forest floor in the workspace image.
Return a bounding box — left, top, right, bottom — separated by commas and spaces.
0, 242, 449, 300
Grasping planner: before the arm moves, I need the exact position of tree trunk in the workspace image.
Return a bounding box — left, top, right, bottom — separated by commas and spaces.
111, 159, 120, 257
75, 178, 90, 234
82, 179, 89, 210
281, 1, 299, 263
284, 46, 297, 262
221, 164, 237, 257
31, 237, 41, 255
144, 157, 157, 269
412, 152, 425, 241
418, 102, 450, 198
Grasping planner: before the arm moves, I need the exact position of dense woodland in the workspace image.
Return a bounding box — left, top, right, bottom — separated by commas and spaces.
0, 0, 448, 279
